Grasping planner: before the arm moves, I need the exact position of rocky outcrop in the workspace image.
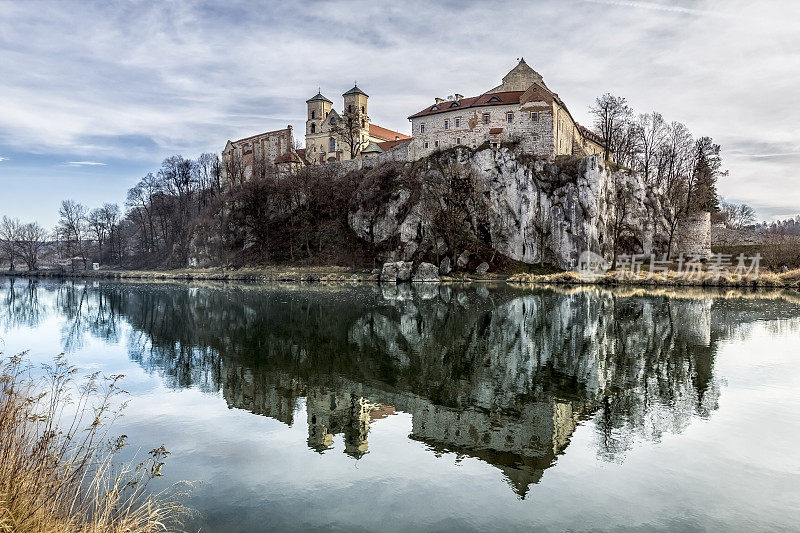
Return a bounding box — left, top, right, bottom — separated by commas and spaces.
412, 262, 439, 282
349, 147, 669, 270
380, 261, 413, 283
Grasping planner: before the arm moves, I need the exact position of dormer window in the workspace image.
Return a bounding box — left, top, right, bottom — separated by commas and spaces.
449, 101, 459, 108
488, 95, 502, 103
431, 105, 439, 111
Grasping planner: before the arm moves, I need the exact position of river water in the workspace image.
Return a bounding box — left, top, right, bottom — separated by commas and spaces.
1, 278, 799, 531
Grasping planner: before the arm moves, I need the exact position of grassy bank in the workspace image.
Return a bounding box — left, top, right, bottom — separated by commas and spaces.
2, 266, 378, 282
0, 354, 187, 532
509, 268, 800, 289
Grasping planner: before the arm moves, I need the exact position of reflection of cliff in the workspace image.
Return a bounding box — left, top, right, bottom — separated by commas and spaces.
6, 281, 800, 498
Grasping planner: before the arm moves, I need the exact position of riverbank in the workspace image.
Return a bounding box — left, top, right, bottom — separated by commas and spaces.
5, 265, 800, 290
508, 268, 800, 289
0, 265, 515, 283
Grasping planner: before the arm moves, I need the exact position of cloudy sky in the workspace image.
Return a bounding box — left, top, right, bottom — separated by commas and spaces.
1, 0, 798, 227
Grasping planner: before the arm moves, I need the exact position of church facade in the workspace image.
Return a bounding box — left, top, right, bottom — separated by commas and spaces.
304, 85, 409, 165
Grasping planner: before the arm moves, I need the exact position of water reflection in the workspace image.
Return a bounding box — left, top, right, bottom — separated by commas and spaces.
3, 278, 800, 498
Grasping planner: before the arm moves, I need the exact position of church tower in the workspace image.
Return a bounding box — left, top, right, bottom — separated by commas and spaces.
342, 84, 370, 149
306, 91, 332, 136
305, 91, 333, 164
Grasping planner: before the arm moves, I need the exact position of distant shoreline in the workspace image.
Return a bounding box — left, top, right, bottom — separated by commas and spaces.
3, 266, 799, 290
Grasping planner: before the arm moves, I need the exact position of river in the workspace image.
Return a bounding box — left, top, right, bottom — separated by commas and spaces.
1, 278, 799, 531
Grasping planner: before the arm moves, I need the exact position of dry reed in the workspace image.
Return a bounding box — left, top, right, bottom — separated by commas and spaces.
0, 353, 189, 532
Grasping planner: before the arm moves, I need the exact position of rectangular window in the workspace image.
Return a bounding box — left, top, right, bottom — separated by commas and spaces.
424, 141, 429, 149
420, 123, 425, 133
530, 112, 538, 122
456, 137, 461, 144
483, 113, 490, 125
507, 112, 514, 123
434, 140, 439, 148
444, 119, 449, 130
455, 118, 460, 128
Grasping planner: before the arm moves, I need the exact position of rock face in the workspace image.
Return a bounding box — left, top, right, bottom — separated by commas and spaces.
412, 262, 440, 282
381, 261, 413, 283
475, 262, 490, 276
439, 257, 451, 275
350, 147, 678, 270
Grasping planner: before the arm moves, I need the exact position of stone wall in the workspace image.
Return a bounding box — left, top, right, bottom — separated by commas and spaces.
712, 226, 800, 246
673, 211, 711, 258
409, 103, 554, 160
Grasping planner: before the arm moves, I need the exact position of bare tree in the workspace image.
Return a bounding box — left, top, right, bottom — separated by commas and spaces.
330, 108, 367, 159
589, 93, 633, 161
0, 216, 22, 270
720, 201, 755, 229
17, 222, 49, 270
635, 112, 665, 183
56, 199, 89, 269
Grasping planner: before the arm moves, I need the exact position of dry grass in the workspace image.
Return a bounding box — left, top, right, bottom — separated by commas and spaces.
508, 268, 800, 290
0, 354, 189, 532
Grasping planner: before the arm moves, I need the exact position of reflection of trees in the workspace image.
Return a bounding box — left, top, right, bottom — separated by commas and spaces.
54, 282, 120, 353
0, 278, 45, 333
5, 280, 799, 497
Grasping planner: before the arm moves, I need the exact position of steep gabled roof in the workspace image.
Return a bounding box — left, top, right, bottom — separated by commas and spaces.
274, 151, 303, 164
343, 84, 368, 97
369, 123, 411, 141
306, 92, 333, 104
377, 138, 412, 152
361, 141, 384, 154
408, 91, 525, 119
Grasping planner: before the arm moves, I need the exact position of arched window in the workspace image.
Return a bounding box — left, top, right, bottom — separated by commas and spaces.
329, 138, 336, 152
310, 123, 316, 133
311, 110, 316, 119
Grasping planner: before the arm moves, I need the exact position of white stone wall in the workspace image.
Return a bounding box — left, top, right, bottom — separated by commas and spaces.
409, 103, 554, 159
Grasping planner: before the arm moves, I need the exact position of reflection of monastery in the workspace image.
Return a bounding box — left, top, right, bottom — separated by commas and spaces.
215, 285, 720, 497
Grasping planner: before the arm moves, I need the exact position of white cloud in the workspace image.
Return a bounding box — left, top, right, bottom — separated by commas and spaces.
0, 0, 798, 220
63, 161, 107, 166
0, 156, 7, 162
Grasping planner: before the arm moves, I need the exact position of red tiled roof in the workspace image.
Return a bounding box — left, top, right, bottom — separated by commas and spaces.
377, 138, 411, 151
369, 123, 411, 141
274, 151, 303, 164
408, 91, 525, 119
489, 127, 503, 134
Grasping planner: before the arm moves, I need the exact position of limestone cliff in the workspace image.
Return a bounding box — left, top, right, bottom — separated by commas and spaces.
349, 146, 665, 270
